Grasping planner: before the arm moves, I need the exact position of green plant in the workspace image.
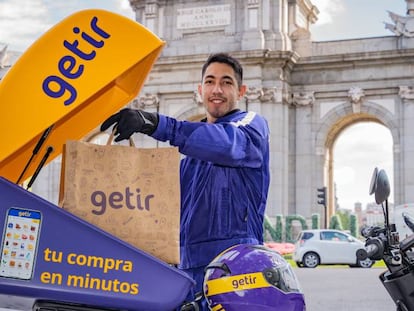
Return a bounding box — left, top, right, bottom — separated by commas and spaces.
285, 215, 308, 242
329, 214, 343, 230
311, 213, 320, 229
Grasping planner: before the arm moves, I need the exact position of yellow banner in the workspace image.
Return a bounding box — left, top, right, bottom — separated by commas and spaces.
0, 9, 164, 183
205, 272, 271, 297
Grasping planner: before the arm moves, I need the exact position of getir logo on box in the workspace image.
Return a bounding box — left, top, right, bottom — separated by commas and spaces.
42, 16, 110, 106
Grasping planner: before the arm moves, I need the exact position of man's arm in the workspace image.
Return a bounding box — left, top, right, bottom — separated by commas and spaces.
152, 112, 269, 168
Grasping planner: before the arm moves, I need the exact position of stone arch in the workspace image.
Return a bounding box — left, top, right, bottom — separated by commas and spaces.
315, 100, 399, 219
176, 106, 205, 121
174, 92, 206, 121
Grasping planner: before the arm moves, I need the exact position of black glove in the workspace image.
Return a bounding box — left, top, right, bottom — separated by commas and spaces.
100, 108, 159, 142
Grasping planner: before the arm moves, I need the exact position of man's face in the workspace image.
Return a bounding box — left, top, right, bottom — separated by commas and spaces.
198, 62, 246, 123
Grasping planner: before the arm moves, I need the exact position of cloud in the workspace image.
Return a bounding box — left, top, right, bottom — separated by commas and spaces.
0, 0, 52, 50
335, 166, 356, 186
334, 122, 394, 209
312, 0, 345, 25
0, 0, 135, 51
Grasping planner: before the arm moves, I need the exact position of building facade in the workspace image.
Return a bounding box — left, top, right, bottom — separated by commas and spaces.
125, 0, 414, 225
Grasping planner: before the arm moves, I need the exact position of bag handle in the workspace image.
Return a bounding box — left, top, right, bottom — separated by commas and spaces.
83, 127, 135, 147
107, 128, 135, 147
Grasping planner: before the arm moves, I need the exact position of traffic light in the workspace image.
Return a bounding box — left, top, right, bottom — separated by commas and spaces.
317, 187, 327, 207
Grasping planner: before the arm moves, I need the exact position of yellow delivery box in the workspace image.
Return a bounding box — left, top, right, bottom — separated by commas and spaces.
0, 9, 164, 183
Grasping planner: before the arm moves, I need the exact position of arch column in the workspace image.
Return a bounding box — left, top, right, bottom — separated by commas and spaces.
249, 87, 289, 217
400, 86, 414, 203
291, 91, 315, 217
245, 86, 263, 114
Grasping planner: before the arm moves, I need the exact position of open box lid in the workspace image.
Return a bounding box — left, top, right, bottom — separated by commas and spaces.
0, 9, 164, 183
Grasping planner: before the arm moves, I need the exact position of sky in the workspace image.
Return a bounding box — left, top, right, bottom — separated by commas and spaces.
0, 0, 406, 210
0, 0, 135, 51
333, 123, 393, 210
310, 0, 406, 41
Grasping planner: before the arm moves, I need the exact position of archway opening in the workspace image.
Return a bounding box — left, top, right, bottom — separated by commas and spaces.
332, 121, 393, 212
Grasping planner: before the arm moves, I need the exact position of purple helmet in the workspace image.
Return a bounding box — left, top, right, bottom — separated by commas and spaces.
203, 244, 306, 311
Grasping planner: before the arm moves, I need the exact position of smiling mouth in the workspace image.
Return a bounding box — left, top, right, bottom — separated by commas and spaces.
210, 97, 225, 104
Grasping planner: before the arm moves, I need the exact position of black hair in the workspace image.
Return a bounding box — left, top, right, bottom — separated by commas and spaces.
201, 53, 243, 88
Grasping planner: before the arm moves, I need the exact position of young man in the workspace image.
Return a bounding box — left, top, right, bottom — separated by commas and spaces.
101, 53, 270, 310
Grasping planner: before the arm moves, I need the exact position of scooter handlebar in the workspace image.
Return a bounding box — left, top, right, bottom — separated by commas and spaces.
400, 233, 414, 253
361, 225, 383, 238
357, 243, 379, 260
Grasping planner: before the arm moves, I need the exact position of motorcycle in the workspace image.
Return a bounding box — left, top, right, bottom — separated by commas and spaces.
357, 167, 414, 311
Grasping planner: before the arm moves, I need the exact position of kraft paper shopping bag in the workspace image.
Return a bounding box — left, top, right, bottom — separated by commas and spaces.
60, 139, 180, 264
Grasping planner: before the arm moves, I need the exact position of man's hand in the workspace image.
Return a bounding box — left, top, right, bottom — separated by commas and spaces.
100, 108, 159, 142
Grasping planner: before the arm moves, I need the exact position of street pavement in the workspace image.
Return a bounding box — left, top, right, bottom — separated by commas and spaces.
0, 295, 32, 311
294, 267, 396, 311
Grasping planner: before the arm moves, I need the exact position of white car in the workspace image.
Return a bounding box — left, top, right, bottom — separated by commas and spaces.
293, 229, 374, 268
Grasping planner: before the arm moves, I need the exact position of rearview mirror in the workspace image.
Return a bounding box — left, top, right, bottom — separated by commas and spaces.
369, 167, 390, 204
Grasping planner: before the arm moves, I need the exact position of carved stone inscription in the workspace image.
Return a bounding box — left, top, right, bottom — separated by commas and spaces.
177, 4, 231, 30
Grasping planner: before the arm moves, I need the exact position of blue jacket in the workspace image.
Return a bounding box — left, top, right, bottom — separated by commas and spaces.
152, 109, 270, 269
